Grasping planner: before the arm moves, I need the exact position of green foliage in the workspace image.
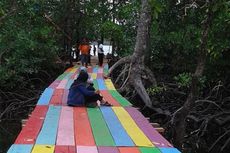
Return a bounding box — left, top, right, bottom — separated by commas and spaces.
0, 0, 59, 90
147, 85, 165, 95
174, 72, 192, 88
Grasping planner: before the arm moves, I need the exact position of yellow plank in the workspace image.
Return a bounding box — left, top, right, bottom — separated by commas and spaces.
31, 145, 55, 153
70, 68, 77, 73
91, 73, 97, 79
112, 107, 154, 147
105, 79, 115, 90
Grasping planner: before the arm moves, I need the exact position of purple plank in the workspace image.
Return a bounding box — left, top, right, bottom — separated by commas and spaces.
97, 147, 119, 153
125, 107, 173, 148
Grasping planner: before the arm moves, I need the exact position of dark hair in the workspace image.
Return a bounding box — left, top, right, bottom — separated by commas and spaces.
77, 70, 88, 82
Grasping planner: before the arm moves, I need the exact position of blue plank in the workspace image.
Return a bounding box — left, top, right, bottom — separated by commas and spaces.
36, 106, 61, 145
93, 67, 98, 73
100, 107, 134, 146
37, 88, 54, 105
97, 79, 106, 90
7, 144, 33, 153
66, 79, 74, 89
159, 148, 181, 153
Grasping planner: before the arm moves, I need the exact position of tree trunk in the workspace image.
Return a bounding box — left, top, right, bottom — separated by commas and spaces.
129, 0, 153, 108
172, 2, 214, 149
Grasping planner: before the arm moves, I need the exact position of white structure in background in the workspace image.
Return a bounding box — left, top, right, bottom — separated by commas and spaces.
72, 40, 112, 59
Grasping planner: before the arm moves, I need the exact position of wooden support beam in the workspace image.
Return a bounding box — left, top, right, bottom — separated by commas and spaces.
151, 123, 160, 128
155, 127, 165, 133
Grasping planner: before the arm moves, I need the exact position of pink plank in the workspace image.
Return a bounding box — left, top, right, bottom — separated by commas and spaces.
77, 146, 98, 153
15, 106, 48, 144
98, 147, 119, 153
57, 79, 68, 89
49, 80, 61, 89
97, 73, 103, 79
98, 67, 103, 73
125, 107, 173, 147
56, 106, 75, 146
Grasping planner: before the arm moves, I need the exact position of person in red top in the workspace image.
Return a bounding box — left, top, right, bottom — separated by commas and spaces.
79, 38, 90, 67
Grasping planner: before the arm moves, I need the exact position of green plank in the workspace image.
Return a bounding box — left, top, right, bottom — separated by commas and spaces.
87, 108, 115, 146
57, 72, 69, 80
109, 90, 132, 106
139, 147, 161, 153
93, 80, 99, 90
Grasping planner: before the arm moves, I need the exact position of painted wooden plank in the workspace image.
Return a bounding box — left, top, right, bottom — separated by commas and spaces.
97, 79, 107, 90
62, 90, 69, 105
93, 80, 99, 90
118, 147, 141, 153
98, 67, 104, 73
109, 90, 131, 106
139, 147, 161, 153
37, 88, 54, 105
112, 107, 153, 147
66, 79, 74, 89
49, 80, 61, 89
57, 73, 68, 80
77, 146, 98, 153
100, 91, 120, 106
73, 107, 95, 146
159, 148, 181, 153
91, 73, 97, 79
36, 106, 61, 145
15, 106, 48, 144
87, 108, 115, 146
100, 107, 134, 146
126, 107, 173, 148
70, 67, 78, 73
97, 73, 103, 79
57, 79, 68, 89
104, 79, 115, 90
7, 144, 33, 153
55, 146, 75, 153
50, 89, 64, 105
97, 147, 119, 153
93, 66, 98, 73
31, 145, 55, 153
56, 106, 75, 146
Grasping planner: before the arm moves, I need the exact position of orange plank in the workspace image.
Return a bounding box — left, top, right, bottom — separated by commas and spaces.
74, 107, 95, 146
119, 147, 141, 153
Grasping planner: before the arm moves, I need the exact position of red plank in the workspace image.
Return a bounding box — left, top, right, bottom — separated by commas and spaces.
74, 107, 95, 146
15, 106, 48, 144
100, 90, 120, 106
55, 146, 75, 153
119, 147, 141, 153
50, 89, 64, 105
62, 89, 69, 106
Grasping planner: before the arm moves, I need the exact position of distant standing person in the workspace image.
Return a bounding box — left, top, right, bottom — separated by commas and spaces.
79, 39, 90, 67
98, 41, 104, 67
93, 45, 96, 56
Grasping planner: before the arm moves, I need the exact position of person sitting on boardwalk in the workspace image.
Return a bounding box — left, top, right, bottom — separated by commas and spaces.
67, 69, 112, 107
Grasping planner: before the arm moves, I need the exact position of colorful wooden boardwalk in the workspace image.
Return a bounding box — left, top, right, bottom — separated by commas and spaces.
7, 65, 181, 153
